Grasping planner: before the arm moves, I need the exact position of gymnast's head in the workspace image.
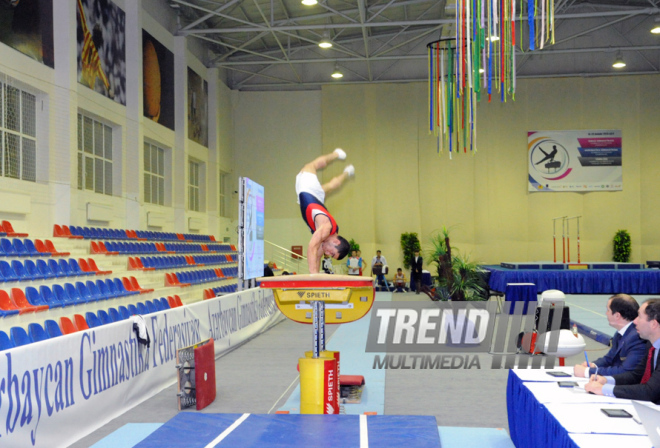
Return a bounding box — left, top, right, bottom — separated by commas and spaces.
321, 235, 350, 260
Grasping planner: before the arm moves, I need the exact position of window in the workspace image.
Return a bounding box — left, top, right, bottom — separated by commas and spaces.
144, 142, 165, 205
77, 112, 113, 195
219, 171, 229, 217
0, 77, 37, 182
189, 159, 200, 212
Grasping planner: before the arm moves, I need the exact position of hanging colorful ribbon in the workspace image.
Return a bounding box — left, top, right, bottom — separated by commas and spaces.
428, 0, 554, 157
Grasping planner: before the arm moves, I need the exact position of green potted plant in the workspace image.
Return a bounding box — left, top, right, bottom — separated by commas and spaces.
348, 239, 360, 254
400, 232, 421, 270
428, 227, 487, 301
613, 229, 631, 262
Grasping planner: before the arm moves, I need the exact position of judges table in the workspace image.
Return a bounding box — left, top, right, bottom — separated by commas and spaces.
507, 368, 654, 448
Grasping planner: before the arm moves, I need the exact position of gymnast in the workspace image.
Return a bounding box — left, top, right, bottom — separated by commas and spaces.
296, 149, 353, 273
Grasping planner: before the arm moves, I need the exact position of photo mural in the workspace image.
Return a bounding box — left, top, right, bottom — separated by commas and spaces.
143, 30, 174, 130
187, 67, 208, 147
0, 0, 54, 68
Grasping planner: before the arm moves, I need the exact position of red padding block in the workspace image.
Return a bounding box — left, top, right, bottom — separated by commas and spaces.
340, 375, 365, 386
194, 338, 217, 411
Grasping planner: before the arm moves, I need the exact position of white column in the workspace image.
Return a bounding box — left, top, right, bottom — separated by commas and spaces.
173, 36, 188, 232
207, 67, 219, 236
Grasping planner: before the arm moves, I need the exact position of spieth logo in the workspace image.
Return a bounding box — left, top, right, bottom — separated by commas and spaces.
326, 403, 335, 414
297, 291, 306, 298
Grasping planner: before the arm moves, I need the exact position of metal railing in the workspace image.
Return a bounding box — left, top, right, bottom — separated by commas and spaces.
264, 240, 308, 274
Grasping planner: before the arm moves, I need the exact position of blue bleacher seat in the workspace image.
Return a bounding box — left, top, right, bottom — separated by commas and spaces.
10, 327, 30, 347
64, 283, 86, 305
107, 307, 121, 322
69, 259, 90, 276
145, 300, 157, 313
48, 259, 63, 277
0, 238, 16, 256
25, 287, 49, 308
39, 286, 63, 309
0, 330, 13, 350
97, 279, 115, 299
23, 239, 42, 257
85, 312, 103, 328
58, 259, 74, 277
36, 259, 56, 279
86, 281, 105, 301
28, 323, 49, 343
118, 305, 130, 320
52, 284, 76, 307
24, 259, 44, 280
137, 302, 149, 315
97, 309, 112, 325
0, 260, 18, 282
105, 279, 121, 297
127, 304, 138, 316
11, 260, 29, 281
44, 319, 63, 338
12, 239, 29, 257
75, 282, 94, 302
159, 297, 170, 310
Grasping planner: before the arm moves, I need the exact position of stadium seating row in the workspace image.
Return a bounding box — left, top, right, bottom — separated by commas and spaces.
129, 254, 235, 271
0, 237, 69, 257
203, 284, 239, 299
0, 277, 154, 315
91, 241, 235, 256
0, 258, 110, 283
0, 296, 185, 350
165, 267, 238, 287
54, 224, 218, 243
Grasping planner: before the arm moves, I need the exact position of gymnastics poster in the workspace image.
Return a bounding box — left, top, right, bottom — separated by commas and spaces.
76, 0, 126, 105
143, 30, 174, 130
0, 0, 54, 68
187, 68, 208, 147
528, 130, 622, 192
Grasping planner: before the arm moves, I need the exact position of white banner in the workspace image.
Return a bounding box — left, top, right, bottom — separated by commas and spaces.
528, 130, 622, 192
0, 289, 281, 447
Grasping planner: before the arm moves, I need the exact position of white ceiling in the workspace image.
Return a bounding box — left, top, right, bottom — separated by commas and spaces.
167, 0, 660, 90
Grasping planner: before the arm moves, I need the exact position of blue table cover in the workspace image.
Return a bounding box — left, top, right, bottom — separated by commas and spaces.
486, 267, 660, 294
507, 371, 580, 448
504, 283, 537, 314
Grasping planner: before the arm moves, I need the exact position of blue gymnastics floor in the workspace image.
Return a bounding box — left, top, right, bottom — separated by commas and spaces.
132, 413, 441, 448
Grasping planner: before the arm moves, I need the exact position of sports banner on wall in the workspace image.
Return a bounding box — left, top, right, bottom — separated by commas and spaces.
528, 130, 622, 192
0, 289, 281, 447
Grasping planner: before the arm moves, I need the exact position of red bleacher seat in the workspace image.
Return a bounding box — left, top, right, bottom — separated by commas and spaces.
100, 241, 118, 255
87, 258, 111, 275
0, 290, 24, 314
203, 289, 215, 300
73, 314, 89, 330
2, 221, 28, 237
215, 268, 225, 278
126, 276, 154, 294
60, 317, 78, 334
53, 224, 66, 238
167, 296, 178, 308
11, 288, 48, 312
45, 239, 70, 257
174, 295, 184, 307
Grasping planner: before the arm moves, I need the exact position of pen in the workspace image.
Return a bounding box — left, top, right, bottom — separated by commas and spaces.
584, 351, 590, 367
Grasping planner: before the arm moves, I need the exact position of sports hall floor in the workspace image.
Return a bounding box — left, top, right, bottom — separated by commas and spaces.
70, 291, 627, 448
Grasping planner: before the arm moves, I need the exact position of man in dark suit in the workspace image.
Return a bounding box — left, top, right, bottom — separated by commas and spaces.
585, 299, 660, 404
573, 294, 647, 377
410, 250, 423, 294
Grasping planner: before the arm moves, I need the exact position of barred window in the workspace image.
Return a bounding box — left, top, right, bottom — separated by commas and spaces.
0, 78, 37, 182
77, 112, 113, 195
144, 142, 165, 205
219, 171, 229, 217
189, 159, 200, 212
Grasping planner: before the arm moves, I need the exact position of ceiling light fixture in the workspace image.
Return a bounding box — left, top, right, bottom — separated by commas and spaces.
319, 31, 332, 49
301, 0, 317, 5
331, 64, 343, 79
487, 35, 499, 42
612, 52, 626, 69
652, 18, 660, 34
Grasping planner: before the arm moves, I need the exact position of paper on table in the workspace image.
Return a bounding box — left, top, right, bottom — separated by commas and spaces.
524, 382, 627, 405
545, 403, 647, 436
569, 433, 652, 448
512, 366, 577, 382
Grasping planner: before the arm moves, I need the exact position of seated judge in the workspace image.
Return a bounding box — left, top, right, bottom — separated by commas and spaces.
573, 294, 647, 377
585, 299, 659, 404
